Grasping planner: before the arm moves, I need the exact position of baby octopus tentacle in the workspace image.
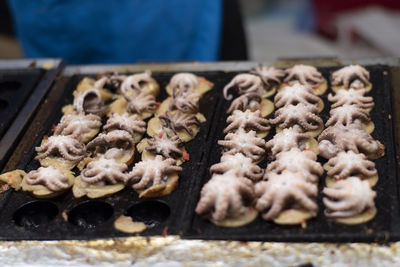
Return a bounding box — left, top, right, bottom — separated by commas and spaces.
331, 65, 370, 88
94, 71, 126, 92
159, 111, 200, 135
26, 166, 70, 191
224, 109, 270, 134
195, 173, 255, 221
124, 90, 157, 114
73, 89, 108, 116
226, 92, 262, 114
81, 158, 129, 184
326, 104, 370, 127
210, 153, 264, 181
250, 65, 285, 88
255, 170, 318, 220
35, 136, 86, 161
265, 128, 311, 156
326, 151, 377, 178
269, 104, 322, 131
104, 113, 146, 136
328, 89, 374, 110
323, 177, 376, 218
146, 134, 184, 159
284, 64, 324, 86
128, 156, 182, 190
274, 83, 320, 108
169, 88, 201, 113
223, 74, 263, 100
87, 130, 135, 155
218, 129, 266, 162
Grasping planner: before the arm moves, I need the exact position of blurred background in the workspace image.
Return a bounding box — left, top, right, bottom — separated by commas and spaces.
1, 0, 400, 63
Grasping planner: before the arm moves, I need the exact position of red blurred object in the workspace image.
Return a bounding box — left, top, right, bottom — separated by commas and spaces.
313, 0, 400, 38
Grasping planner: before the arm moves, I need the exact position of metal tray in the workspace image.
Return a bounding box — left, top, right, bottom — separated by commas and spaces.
0, 64, 399, 242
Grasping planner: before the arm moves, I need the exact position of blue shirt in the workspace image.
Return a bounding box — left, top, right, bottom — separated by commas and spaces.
8, 0, 222, 64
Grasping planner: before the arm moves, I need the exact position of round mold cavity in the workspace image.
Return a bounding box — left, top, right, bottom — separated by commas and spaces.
68, 201, 113, 228
126, 200, 170, 228
0, 81, 21, 92
13, 200, 58, 229
0, 98, 8, 110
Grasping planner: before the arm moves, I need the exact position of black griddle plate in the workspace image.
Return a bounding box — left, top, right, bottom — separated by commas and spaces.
0, 65, 398, 242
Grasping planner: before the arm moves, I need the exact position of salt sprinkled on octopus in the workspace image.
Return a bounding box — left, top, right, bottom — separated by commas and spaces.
94, 71, 126, 92
26, 166, 71, 191
318, 124, 384, 159
73, 88, 108, 116
323, 177, 376, 218
255, 170, 318, 220
331, 65, 370, 89
159, 111, 200, 135
169, 86, 201, 113
265, 128, 312, 157
284, 64, 324, 86
146, 134, 184, 159
325, 151, 377, 179
195, 172, 255, 221
168, 73, 199, 93
226, 92, 262, 114
224, 109, 270, 134
269, 103, 323, 131
325, 104, 370, 127
218, 129, 266, 162
328, 88, 374, 110
210, 153, 264, 182
103, 113, 146, 137
250, 65, 285, 89
81, 157, 129, 185
265, 148, 323, 183
120, 72, 155, 95
54, 113, 101, 140
124, 90, 157, 114
274, 83, 320, 109
223, 74, 263, 100
35, 135, 86, 162
128, 155, 182, 190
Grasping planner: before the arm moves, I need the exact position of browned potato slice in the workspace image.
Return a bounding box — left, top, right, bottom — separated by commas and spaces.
0, 170, 26, 191
273, 209, 317, 225
72, 176, 125, 199
210, 207, 258, 228
114, 215, 147, 234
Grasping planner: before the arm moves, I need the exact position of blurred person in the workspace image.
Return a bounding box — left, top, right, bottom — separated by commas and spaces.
7, 0, 247, 64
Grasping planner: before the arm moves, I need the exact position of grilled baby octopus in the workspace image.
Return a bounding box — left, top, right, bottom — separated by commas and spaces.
250, 65, 285, 89
54, 113, 101, 142
210, 153, 264, 182
81, 157, 129, 184
331, 65, 370, 89
159, 111, 200, 135
265, 148, 323, 183
146, 134, 184, 159
274, 83, 320, 109
124, 90, 157, 114
325, 151, 377, 179
169, 87, 201, 113
195, 172, 255, 221
318, 124, 384, 159
223, 74, 263, 100
168, 73, 199, 93
218, 129, 266, 162
284, 64, 324, 86
224, 109, 270, 134
328, 88, 374, 110
128, 155, 182, 190
265, 128, 312, 157
73, 89, 108, 116
35, 135, 86, 162
269, 103, 323, 131
323, 177, 376, 218
120, 72, 156, 95
325, 104, 370, 127
255, 170, 318, 220
226, 92, 262, 114
26, 166, 71, 191
104, 113, 146, 138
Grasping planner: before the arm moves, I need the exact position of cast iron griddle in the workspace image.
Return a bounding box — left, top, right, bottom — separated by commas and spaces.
0, 65, 398, 242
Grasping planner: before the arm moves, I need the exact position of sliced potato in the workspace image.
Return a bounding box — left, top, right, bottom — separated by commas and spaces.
0, 170, 26, 191
72, 176, 125, 199
273, 208, 317, 225
335, 207, 377, 225
137, 174, 179, 198
114, 215, 147, 234
210, 207, 258, 228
